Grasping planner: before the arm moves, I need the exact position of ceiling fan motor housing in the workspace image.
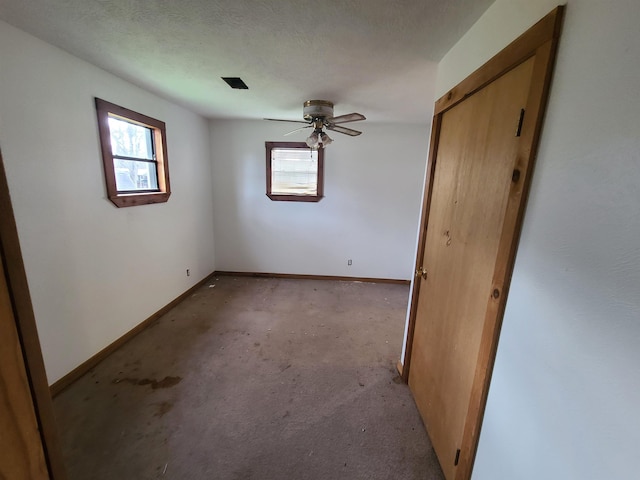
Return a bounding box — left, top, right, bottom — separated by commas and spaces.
303, 100, 334, 120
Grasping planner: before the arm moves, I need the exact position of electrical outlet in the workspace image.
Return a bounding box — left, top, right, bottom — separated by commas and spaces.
186, 269, 190, 277
347, 259, 352, 266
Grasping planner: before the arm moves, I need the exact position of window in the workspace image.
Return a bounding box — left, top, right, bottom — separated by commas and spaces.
95, 98, 170, 207
265, 142, 324, 202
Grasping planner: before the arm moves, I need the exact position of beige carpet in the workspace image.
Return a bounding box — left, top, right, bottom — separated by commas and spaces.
53, 276, 444, 479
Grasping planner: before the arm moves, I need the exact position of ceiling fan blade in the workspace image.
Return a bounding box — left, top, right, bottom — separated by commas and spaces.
326, 113, 366, 124
264, 118, 310, 124
284, 125, 313, 136
327, 125, 362, 136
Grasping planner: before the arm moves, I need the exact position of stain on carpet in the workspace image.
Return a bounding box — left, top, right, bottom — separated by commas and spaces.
153, 401, 174, 417
112, 376, 182, 389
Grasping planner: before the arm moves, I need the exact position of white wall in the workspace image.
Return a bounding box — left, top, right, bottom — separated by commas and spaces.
436, 1, 640, 479
0, 21, 216, 384
210, 120, 429, 280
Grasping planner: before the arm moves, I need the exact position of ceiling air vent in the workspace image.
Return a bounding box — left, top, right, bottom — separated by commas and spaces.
222, 77, 248, 89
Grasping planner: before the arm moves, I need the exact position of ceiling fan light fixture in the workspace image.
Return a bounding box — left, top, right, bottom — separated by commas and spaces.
306, 131, 320, 149
320, 132, 333, 146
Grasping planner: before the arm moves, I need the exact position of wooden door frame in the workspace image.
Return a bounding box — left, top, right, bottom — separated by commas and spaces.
401, 6, 564, 479
0, 149, 67, 479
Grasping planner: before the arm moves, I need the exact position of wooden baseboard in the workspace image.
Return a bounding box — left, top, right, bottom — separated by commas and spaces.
214, 271, 411, 285
396, 360, 405, 380
50, 273, 214, 397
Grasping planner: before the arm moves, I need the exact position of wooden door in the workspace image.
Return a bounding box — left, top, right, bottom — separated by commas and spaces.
0, 252, 49, 479
405, 8, 564, 480
410, 57, 533, 479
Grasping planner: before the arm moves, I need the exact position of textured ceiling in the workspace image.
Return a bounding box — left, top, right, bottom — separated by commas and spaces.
0, 0, 494, 124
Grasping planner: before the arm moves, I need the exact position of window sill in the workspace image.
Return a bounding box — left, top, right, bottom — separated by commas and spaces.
109, 192, 171, 208
266, 193, 324, 202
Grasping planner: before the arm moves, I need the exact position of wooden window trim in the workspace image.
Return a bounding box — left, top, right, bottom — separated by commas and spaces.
95, 98, 171, 208
265, 141, 324, 202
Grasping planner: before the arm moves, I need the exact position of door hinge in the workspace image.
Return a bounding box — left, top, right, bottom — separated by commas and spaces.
454, 448, 461, 466
515, 108, 525, 137
415, 267, 428, 280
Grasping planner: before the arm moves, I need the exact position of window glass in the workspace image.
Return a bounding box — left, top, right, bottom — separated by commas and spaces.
271, 148, 318, 196
113, 159, 159, 191
108, 117, 154, 159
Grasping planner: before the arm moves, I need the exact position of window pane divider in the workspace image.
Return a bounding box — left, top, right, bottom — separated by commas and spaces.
112, 155, 156, 163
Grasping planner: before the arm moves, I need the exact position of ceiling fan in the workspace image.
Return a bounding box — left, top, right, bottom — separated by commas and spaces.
265, 100, 366, 149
